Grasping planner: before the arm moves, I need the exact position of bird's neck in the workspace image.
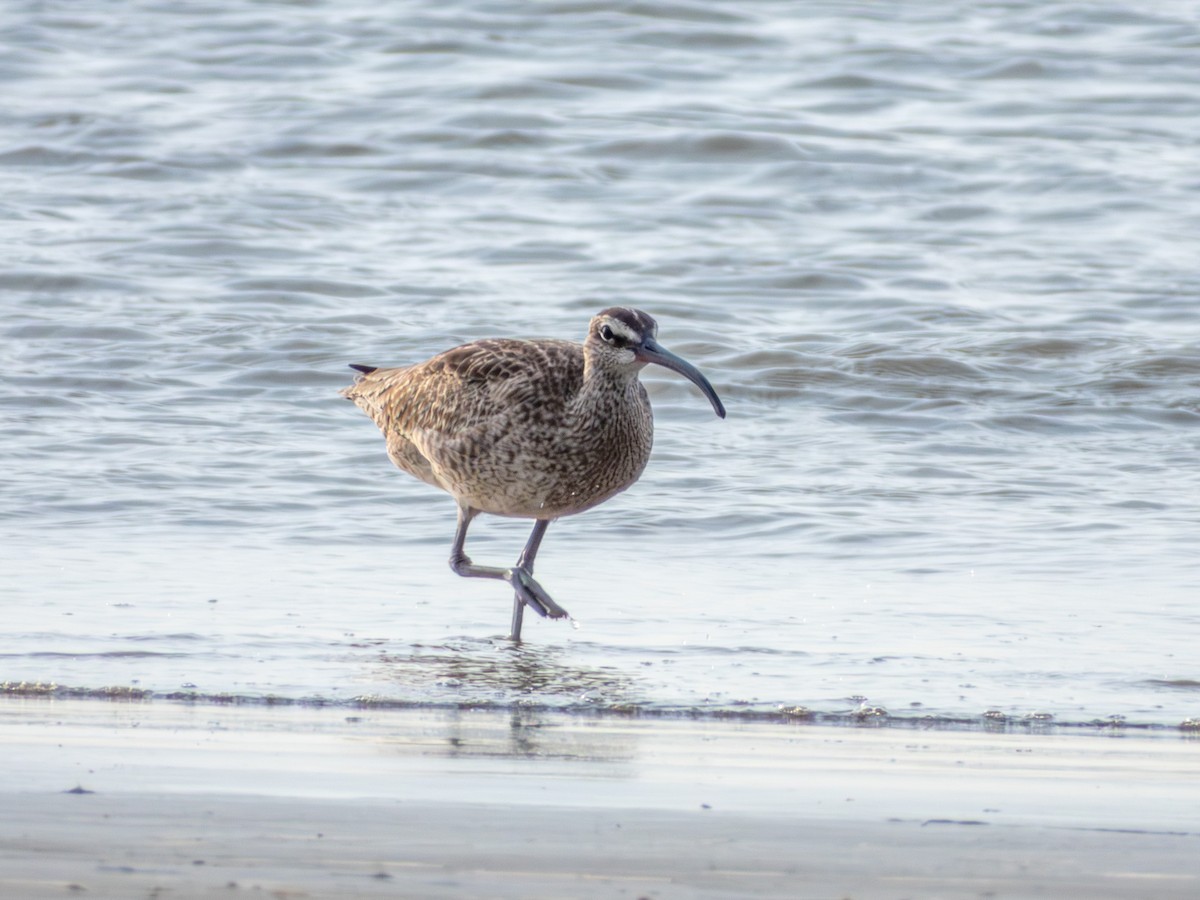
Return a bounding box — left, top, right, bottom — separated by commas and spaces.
577, 357, 647, 416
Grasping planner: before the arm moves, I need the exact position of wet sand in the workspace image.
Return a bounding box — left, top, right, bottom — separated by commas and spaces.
2, 699, 1198, 899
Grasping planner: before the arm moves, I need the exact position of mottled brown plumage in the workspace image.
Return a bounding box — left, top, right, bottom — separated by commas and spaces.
341, 307, 725, 640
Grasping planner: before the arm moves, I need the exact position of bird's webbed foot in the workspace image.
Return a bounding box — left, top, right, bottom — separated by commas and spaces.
508, 567, 569, 620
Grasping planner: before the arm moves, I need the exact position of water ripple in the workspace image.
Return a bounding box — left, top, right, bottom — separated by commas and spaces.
2, 0, 1199, 726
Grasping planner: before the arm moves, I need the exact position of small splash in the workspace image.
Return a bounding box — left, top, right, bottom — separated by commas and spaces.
1, 681, 58, 696
2, 682, 152, 701
779, 705, 814, 720
852, 703, 890, 721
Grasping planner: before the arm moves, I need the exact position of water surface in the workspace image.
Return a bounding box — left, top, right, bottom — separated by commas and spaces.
3, 0, 1199, 729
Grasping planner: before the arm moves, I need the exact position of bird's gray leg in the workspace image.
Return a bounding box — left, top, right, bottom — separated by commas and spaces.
509, 519, 570, 640
448, 506, 509, 580
448, 508, 568, 640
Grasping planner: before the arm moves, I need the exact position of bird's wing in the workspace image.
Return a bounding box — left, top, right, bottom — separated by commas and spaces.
342, 338, 583, 445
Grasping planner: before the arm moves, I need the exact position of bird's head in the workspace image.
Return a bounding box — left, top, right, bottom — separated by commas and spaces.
586, 308, 726, 418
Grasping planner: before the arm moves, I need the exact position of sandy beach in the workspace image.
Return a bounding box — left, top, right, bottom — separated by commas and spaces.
1, 699, 1197, 899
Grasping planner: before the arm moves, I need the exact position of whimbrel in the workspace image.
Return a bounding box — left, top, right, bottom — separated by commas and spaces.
340, 307, 725, 640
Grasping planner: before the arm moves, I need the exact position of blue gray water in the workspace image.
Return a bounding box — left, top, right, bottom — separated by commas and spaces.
3, 1, 1199, 728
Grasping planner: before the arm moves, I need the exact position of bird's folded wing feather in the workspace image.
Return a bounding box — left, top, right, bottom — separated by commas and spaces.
343, 338, 583, 441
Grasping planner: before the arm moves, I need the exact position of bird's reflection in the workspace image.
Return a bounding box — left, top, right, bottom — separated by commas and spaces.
372, 639, 644, 761
374, 637, 642, 710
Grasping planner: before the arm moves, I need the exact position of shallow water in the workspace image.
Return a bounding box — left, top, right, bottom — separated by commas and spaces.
3, 0, 1199, 728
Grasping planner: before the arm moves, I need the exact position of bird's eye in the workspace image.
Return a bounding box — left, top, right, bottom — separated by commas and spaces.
600, 324, 615, 342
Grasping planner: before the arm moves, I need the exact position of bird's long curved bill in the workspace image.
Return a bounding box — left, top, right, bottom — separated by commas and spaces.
638, 340, 727, 419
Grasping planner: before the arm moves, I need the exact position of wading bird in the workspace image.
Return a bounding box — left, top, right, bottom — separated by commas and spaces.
341, 307, 725, 640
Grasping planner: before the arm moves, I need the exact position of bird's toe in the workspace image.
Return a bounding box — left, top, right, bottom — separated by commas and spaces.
511, 568, 570, 619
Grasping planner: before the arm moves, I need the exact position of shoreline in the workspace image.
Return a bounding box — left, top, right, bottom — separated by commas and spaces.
4, 682, 1198, 734
3, 697, 1199, 898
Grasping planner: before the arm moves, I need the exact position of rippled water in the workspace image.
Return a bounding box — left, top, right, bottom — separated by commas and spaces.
3, 1, 1199, 729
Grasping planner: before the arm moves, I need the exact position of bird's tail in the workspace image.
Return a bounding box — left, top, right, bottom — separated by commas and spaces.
340, 363, 378, 400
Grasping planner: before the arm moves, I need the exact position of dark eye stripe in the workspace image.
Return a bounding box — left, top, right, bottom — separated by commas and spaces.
600, 324, 632, 348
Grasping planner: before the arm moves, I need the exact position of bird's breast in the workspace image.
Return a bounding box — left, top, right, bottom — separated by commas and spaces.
441, 388, 654, 520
